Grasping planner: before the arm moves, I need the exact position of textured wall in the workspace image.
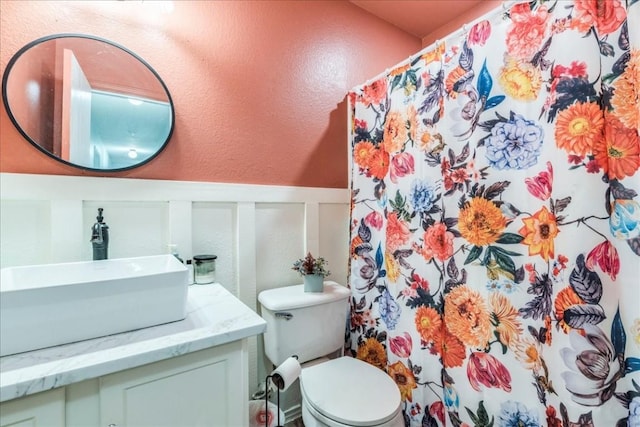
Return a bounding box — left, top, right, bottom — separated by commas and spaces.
421, 0, 502, 47
0, 0, 420, 188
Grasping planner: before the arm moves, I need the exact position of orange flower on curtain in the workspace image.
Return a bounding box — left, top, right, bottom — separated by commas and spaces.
458, 197, 506, 246
594, 113, 640, 180
360, 78, 387, 107
554, 101, 604, 156
444, 285, 492, 348
415, 306, 441, 346
435, 328, 467, 369
610, 49, 640, 130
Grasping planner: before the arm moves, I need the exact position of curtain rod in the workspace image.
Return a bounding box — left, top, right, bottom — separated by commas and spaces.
350, 0, 525, 93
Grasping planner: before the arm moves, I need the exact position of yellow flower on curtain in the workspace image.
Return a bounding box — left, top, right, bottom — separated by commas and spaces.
593, 113, 640, 181
415, 306, 442, 344
554, 102, 604, 156
498, 57, 542, 101
385, 250, 401, 283
356, 337, 387, 371
382, 110, 408, 154
444, 285, 492, 348
490, 292, 523, 350
388, 361, 418, 402
458, 197, 507, 246
519, 206, 559, 262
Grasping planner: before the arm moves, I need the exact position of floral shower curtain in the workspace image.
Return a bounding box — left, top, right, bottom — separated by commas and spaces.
347, 1, 639, 426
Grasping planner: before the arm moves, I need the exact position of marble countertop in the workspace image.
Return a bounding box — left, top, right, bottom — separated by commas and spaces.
0, 284, 266, 402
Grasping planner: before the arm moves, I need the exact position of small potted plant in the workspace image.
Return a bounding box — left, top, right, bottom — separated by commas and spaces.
292, 252, 330, 292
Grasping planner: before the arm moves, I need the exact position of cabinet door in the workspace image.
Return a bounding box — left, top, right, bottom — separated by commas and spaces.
0, 388, 65, 427
100, 340, 247, 427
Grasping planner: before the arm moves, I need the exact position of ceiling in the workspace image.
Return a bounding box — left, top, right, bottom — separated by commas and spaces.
349, 0, 488, 39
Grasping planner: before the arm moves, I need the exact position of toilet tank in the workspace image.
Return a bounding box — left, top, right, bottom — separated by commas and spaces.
258, 281, 351, 366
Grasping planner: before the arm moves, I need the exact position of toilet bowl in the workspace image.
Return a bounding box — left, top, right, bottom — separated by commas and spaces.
258, 282, 403, 427
300, 357, 403, 427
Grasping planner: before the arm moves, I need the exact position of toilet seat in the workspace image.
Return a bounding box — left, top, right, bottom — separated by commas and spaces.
302, 400, 357, 427
300, 357, 401, 426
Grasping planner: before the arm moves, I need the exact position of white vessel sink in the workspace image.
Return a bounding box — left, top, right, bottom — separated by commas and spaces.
0, 255, 188, 357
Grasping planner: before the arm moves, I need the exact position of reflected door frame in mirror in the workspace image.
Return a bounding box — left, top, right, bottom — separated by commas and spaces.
2, 33, 175, 172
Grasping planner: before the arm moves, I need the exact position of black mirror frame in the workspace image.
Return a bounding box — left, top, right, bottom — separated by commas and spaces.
2, 33, 175, 172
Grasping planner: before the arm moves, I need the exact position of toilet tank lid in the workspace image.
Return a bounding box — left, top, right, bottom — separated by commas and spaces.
258, 281, 350, 311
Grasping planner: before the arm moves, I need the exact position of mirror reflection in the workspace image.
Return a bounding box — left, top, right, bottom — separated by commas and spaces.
2, 34, 174, 171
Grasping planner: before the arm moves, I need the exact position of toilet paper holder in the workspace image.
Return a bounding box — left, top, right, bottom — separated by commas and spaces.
265, 355, 300, 427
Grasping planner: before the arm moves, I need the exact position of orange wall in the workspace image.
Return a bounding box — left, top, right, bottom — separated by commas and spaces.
0, 0, 420, 188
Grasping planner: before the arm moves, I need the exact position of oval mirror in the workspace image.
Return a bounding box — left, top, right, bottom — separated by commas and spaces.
2, 34, 174, 171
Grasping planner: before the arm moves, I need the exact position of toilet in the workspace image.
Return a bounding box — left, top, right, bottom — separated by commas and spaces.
258, 281, 403, 427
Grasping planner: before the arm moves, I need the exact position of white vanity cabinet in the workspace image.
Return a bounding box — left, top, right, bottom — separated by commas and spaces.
1, 285, 266, 427
99, 341, 247, 427
0, 388, 65, 426
1, 341, 247, 427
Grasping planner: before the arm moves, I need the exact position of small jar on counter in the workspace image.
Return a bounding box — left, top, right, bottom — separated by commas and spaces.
194, 254, 217, 284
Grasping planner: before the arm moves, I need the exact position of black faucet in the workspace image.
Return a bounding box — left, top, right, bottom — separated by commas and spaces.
90, 208, 109, 260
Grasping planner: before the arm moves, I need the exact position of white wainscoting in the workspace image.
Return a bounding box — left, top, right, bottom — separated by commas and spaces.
0, 172, 351, 401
